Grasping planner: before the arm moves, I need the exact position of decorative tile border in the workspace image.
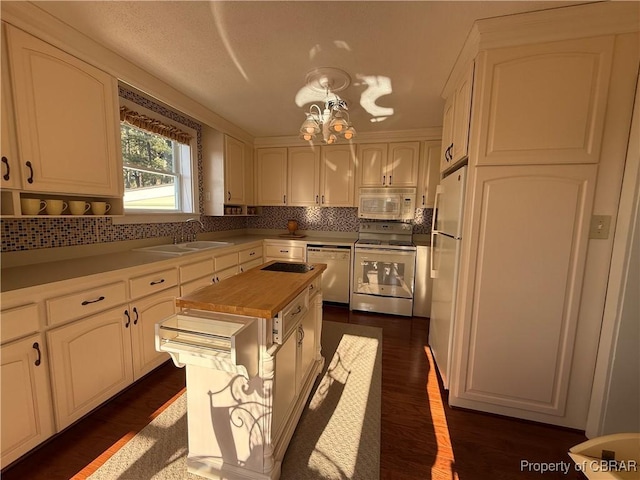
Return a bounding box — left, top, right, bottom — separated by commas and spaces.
1, 83, 433, 252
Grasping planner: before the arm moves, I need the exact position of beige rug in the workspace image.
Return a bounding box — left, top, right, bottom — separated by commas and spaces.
87, 321, 381, 480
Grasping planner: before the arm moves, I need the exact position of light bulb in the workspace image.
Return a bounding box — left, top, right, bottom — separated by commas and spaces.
344, 131, 353, 140
303, 133, 312, 141
305, 126, 315, 134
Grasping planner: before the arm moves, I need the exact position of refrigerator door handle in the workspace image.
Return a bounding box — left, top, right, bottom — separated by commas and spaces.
432, 185, 443, 233
430, 232, 438, 279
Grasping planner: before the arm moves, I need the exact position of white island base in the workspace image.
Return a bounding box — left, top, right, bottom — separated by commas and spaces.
156, 266, 325, 480
184, 355, 324, 480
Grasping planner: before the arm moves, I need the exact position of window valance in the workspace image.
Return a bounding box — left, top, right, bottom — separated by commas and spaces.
119, 105, 193, 144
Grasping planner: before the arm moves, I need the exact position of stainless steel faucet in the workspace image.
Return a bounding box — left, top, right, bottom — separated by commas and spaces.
186, 217, 205, 242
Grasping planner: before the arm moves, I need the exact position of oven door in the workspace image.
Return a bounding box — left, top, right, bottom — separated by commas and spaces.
353, 247, 416, 298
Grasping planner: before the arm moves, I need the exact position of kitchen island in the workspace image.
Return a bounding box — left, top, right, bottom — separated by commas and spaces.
156, 261, 326, 480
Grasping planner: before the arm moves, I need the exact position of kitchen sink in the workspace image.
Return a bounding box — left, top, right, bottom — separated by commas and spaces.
134, 241, 233, 256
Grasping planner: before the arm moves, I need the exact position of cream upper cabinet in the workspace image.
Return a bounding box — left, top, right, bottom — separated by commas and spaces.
472, 36, 614, 166
256, 147, 287, 205
320, 145, 356, 206
288, 146, 320, 206
224, 135, 245, 204
387, 142, 420, 186
417, 141, 441, 208
452, 164, 597, 417
358, 143, 388, 187
441, 63, 473, 173
359, 142, 419, 187
1, 24, 20, 190
6, 25, 122, 197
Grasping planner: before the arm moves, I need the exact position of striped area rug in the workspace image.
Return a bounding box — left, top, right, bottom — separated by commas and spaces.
87, 321, 381, 480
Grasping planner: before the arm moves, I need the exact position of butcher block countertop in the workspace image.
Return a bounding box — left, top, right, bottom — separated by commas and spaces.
176, 261, 327, 318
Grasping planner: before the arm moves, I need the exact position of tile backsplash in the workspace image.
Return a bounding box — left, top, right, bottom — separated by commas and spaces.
1, 207, 432, 252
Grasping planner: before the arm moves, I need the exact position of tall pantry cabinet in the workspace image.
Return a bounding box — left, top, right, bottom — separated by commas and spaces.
442, 4, 639, 429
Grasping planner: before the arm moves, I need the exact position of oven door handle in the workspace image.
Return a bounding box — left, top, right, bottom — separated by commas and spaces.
355, 247, 416, 255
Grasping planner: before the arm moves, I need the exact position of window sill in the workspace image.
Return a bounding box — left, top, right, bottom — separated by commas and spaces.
112, 212, 200, 224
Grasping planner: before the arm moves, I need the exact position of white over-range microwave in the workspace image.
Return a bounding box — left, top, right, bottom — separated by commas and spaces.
358, 187, 416, 220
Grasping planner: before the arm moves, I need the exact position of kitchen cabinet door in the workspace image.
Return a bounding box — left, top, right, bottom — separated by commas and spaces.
472, 36, 614, 166
6, 26, 122, 197
129, 286, 178, 380
296, 303, 317, 393
451, 164, 597, 420
47, 306, 134, 430
1, 24, 20, 190
387, 142, 419, 186
418, 141, 441, 207
1, 334, 54, 468
288, 146, 320, 206
224, 135, 246, 204
256, 148, 287, 205
320, 145, 356, 206
358, 143, 388, 187
440, 96, 455, 173
273, 330, 297, 437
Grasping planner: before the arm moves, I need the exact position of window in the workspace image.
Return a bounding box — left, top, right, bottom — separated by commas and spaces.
119, 102, 196, 214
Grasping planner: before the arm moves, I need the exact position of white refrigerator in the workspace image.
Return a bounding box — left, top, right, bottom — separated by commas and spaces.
429, 165, 467, 389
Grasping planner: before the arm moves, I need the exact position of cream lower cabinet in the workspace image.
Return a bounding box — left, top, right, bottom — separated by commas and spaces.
272, 326, 297, 437
128, 286, 179, 379
450, 164, 597, 420
1, 333, 54, 468
47, 306, 134, 430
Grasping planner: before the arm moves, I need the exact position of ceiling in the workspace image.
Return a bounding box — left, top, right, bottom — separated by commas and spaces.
32, 1, 590, 140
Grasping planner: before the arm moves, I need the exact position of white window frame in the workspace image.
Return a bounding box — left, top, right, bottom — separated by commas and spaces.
114, 98, 199, 224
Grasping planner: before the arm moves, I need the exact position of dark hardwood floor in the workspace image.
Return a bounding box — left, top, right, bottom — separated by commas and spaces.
2, 305, 587, 480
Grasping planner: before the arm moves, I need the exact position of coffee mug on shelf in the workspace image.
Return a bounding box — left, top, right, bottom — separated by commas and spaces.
21, 198, 46, 215
91, 201, 111, 215
69, 200, 91, 215
45, 199, 68, 216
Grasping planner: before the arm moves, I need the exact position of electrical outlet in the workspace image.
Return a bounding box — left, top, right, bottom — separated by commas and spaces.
589, 215, 611, 239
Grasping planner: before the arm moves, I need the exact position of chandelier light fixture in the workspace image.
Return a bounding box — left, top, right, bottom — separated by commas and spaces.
299, 68, 356, 144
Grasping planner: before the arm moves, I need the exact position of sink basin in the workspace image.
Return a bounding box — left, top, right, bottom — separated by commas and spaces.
134, 241, 233, 256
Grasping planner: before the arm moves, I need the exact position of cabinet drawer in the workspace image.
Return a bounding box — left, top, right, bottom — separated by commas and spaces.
214, 252, 238, 271
239, 246, 263, 264
46, 282, 127, 326
308, 277, 321, 298
265, 245, 305, 261
180, 276, 214, 296
1, 303, 40, 343
215, 265, 238, 283
130, 268, 178, 299
156, 309, 258, 377
273, 288, 309, 344
179, 258, 214, 283
239, 258, 263, 273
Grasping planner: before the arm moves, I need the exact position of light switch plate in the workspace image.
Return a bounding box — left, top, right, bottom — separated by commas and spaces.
589, 215, 611, 239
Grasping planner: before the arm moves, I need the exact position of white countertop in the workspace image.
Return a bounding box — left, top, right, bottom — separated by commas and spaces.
0, 231, 356, 292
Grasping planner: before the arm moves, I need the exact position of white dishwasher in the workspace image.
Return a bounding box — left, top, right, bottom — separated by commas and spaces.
306, 245, 351, 304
